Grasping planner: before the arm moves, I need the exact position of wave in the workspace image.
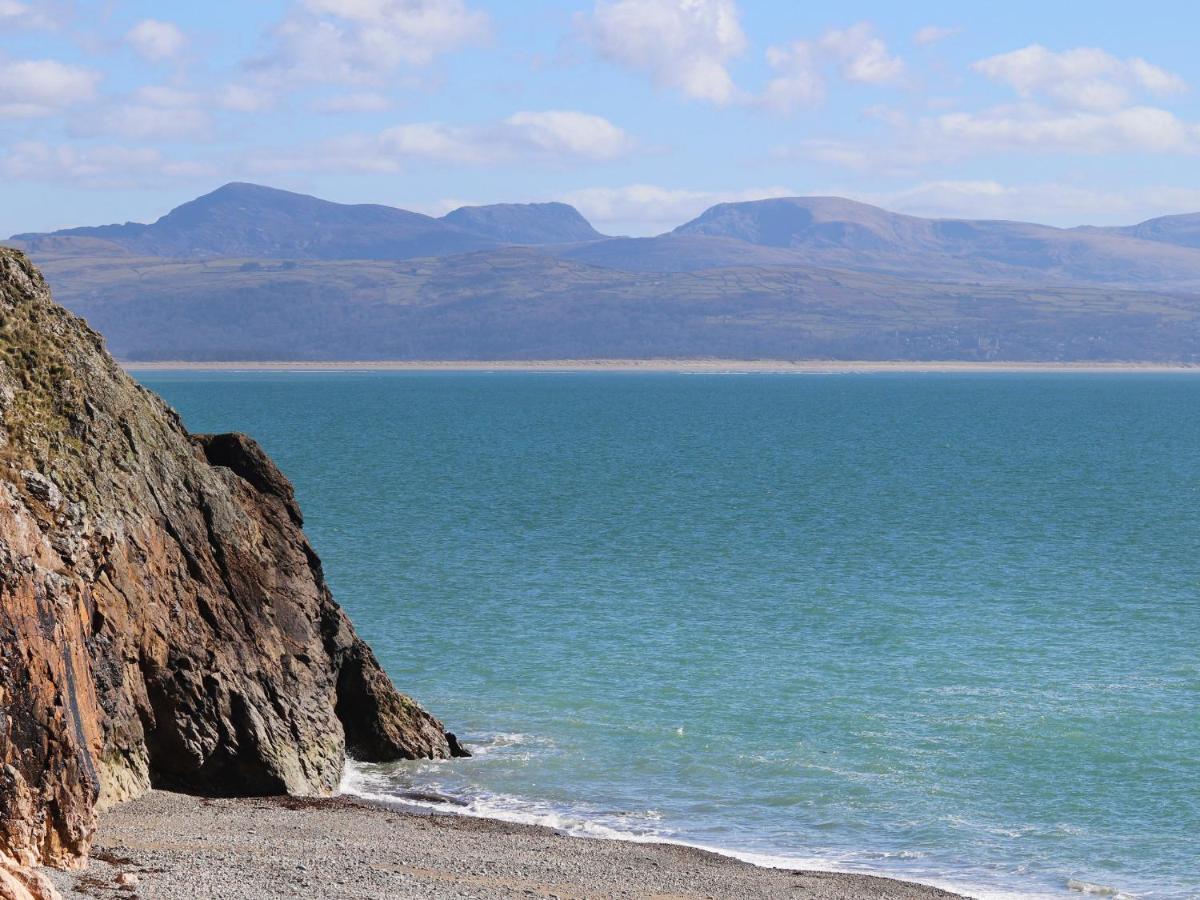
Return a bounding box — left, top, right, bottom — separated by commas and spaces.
459, 731, 544, 758
339, 747, 1079, 900
1065, 881, 1137, 899
340, 761, 664, 843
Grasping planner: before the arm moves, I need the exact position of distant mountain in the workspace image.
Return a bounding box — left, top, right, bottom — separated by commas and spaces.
10, 183, 605, 260
441, 202, 604, 244
11, 183, 494, 260
1090, 212, 1200, 250
11, 183, 1200, 362
651, 196, 1200, 285
15, 185, 1200, 286
674, 196, 912, 248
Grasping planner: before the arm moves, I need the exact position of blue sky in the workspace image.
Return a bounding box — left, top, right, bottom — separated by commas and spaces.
5, 0, 1200, 236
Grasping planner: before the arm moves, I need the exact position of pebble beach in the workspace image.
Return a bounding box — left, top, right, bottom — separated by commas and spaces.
44, 791, 965, 900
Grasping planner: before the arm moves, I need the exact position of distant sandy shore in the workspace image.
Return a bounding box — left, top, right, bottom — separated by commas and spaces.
45, 790, 966, 899
122, 358, 1200, 373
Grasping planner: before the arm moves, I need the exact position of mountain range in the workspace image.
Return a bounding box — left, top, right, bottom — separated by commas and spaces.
10, 182, 1200, 361
10, 183, 591, 259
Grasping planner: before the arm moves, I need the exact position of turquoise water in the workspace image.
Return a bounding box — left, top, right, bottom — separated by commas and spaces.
137, 372, 1199, 900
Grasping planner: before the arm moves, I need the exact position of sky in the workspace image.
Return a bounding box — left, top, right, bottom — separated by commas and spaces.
5, 0, 1200, 236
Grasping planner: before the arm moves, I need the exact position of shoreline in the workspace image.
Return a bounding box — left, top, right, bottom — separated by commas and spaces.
343, 789, 1006, 900
120, 358, 1200, 374
45, 790, 971, 900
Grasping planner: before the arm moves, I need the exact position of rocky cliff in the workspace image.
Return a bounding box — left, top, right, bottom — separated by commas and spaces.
0, 249, 464, 897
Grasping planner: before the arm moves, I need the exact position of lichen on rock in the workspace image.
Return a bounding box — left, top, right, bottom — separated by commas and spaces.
0, 248, 464, 893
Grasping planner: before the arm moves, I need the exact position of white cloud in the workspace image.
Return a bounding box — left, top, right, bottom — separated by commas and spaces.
974, 45, 1186, 111
935, 103, 1200, 154
581, 8, 898, 113
820, 22, 904, 85
252, 110, 635, 173
376, 112, 632, 165
0, 57, 99, 117
777, 137, 940, 174
66, 85, 214, 141
782, 138, 876, 169
504, 111, 632, 160
855, 179, 1200, 227
760, 22, 903, 113
761, 42, 824, 112
0, 1, 55, 29
372, 123, 479, 165
783, 43, 1199, 170
557, 184, 795, 233
68, 82, 279, 140
913, 25, 960, 47
126, 19, 189, 62
72, 106, 212, 141
936, 47, 1195, 155
219, 84, 276, 113
262, 0, 489, 85
0, 142, 214, 187
784, 102, 1200, 173
582, 0, 747, 105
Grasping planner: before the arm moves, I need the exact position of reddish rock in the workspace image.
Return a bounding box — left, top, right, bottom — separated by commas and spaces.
0, 248, 464, 888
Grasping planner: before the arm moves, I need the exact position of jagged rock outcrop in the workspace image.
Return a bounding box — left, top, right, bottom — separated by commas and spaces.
0, 249, 464, 892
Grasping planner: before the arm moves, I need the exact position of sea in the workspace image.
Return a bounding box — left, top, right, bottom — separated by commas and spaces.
136, 370, 1200, 900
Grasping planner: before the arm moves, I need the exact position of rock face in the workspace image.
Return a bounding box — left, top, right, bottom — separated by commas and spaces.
0, 249, 464, 888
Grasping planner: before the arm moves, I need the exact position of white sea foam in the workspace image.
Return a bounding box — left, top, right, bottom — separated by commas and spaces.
340, 763, 665, 842
461, 732, 541, 757
339, 759, 1072, 900
1066, 880, 1134, 898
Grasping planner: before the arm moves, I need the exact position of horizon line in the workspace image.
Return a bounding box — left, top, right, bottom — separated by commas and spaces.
120, 359, 1200, 374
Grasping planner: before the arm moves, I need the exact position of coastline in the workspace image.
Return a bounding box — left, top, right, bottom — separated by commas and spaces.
120, 358, 1200, 374
45, 790, 969, 900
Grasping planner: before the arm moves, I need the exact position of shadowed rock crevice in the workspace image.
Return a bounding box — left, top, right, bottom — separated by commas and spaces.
196, 432, 303, 526
334, 644, 470, 763
0, 248, 464, 896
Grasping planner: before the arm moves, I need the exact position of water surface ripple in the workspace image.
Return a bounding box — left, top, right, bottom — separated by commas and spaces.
139, 372, 1200, 900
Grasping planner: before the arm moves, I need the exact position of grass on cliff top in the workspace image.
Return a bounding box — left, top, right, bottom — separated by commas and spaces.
0, 264, 86, 479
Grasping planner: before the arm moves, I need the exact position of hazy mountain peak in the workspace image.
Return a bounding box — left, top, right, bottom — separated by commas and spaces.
12, 183, 488, 260
156, 182, 436, 227
673, 195, 925, 251
441, 202, 604, 244
1099, 211, 1200, 250
11, 185, 607, 259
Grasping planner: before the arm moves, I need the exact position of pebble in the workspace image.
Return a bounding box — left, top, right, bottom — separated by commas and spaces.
41, 790, 964, 900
